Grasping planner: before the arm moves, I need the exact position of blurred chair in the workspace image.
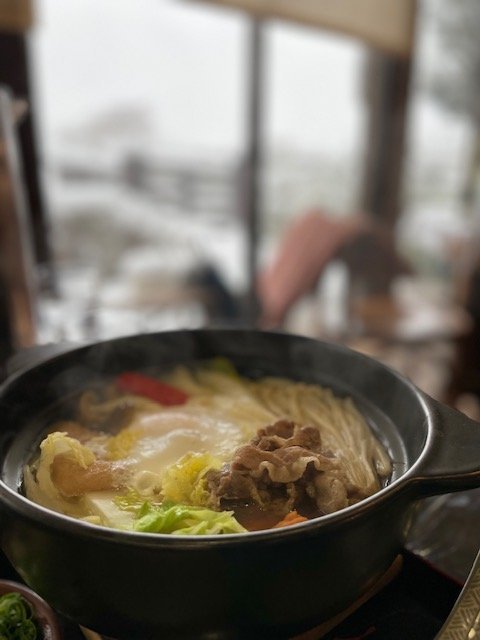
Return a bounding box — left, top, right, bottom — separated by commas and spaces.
445, 242, 480, 404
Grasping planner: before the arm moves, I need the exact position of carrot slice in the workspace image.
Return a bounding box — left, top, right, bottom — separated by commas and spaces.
116, 372, 188, 406
273, 511, 308, 528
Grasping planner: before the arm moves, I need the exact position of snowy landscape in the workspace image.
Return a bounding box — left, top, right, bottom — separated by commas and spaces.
30, 0, 476, 341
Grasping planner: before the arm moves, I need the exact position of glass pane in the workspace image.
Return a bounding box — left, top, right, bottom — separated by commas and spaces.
32, 0, 248, 342
262, 23, 366, 240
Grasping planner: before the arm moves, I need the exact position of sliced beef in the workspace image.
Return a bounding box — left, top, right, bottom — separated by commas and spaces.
251, 420, 321, 451
207, 420, 349, 516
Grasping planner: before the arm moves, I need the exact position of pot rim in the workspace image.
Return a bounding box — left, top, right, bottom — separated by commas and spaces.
0, 329, 436, 548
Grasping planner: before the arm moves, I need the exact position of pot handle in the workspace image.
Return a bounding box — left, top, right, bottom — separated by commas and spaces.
414, 396, 480, 495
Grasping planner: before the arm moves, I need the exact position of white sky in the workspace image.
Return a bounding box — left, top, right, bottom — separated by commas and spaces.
32, 0, 366, 158
30, 0, 472, 183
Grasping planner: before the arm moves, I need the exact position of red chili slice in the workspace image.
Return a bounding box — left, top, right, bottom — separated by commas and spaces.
116, 372, 188, 406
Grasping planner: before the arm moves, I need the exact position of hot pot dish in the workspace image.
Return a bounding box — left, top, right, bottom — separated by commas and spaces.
0, 330, 478, 639
24, 361, 392, 535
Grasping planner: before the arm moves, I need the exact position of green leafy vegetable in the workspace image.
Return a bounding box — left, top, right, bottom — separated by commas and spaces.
161, 452, 221, 507
134, 501, 246, 535
0, 592, 38, 640
114, 493, 246, 535
206, 357, 239, 378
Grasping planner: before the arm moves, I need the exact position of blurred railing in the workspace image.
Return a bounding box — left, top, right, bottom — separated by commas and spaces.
57, 150, 242, 218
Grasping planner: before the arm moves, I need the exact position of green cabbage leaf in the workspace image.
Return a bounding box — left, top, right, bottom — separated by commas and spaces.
133, 501, 246, 535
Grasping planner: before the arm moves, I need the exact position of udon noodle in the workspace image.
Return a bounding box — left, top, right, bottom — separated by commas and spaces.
24, 361, 391, 534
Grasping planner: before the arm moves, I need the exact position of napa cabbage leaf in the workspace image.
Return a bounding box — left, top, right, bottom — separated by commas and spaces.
161, 452, 221, 507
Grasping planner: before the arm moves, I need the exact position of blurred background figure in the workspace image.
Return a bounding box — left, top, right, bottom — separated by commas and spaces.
257, 209, 411, 329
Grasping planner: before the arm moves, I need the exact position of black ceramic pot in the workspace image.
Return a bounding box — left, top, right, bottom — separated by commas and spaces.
0, 330, 479, 640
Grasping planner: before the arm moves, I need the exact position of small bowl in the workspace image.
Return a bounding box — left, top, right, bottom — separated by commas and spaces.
0, 579, 62, 639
